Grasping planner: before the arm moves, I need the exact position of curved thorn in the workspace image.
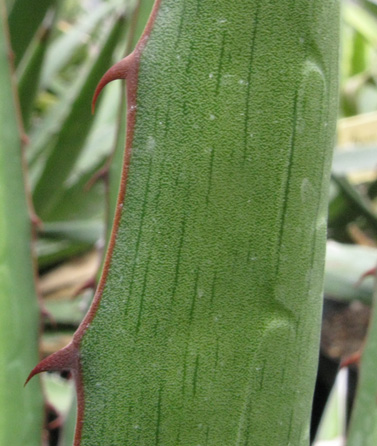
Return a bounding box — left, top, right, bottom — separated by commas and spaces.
92, 53, 136, 114
25, 343, 78, 386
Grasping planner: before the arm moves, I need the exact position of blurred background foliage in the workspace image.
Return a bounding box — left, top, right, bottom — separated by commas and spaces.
2, 0, 377, 444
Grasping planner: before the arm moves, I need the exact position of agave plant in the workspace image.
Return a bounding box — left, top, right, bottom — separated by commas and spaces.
4, 0, 377, 445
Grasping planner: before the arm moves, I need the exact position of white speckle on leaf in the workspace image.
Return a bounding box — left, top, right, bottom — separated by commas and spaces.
146, 136, 156, 152
209, 73, 214, 79
209, 114, 216, 120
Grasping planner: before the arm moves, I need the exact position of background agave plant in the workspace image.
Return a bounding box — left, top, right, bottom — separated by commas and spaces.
1, 0, 377, 445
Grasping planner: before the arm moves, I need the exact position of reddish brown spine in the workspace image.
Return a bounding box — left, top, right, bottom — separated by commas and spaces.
25, 343, 79, 386
91, 54, 136, 114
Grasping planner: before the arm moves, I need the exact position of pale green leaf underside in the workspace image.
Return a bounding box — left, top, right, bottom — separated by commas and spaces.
79, 0, 339, 444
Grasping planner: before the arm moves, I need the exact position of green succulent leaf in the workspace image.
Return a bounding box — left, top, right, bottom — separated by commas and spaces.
343, 2, 377, 48
347, 272, 377, 445
40, 3, 113, 88
79, 0, 339, 444
7, 0, 57, 66
32, 13, 128, 220
17, 15, 53, 129
0, 2, 44, 443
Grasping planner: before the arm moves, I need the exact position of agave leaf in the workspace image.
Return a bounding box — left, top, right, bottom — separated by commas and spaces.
27, 76, 86, 176
343, 1, 377, 48
349, 30, 368, 77
33, 13, 128, 220
331, 174, 377, 232
26, 5, 119, 172
107, 88, 127, 241
7, 0, 57, 66
40, 3, 113, 88
41, 220, 103, 245
361, 0, 377, 16
41, 2, 154, 251
71, 81, 123, 180
34, 155, 106, 269
332, 145, 377, 176
347, 272, 377, 445
27, 12, 125, 181
27, 80, 115, 186
17, 16, 53, 129
28, 0, 340, 444
0, 2, 44, 443
37, 238, 93, 270
47, 159, 106, 223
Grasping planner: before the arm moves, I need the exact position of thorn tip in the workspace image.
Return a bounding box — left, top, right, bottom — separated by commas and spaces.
24, 343, 78, 386
92, 53, 135, 114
